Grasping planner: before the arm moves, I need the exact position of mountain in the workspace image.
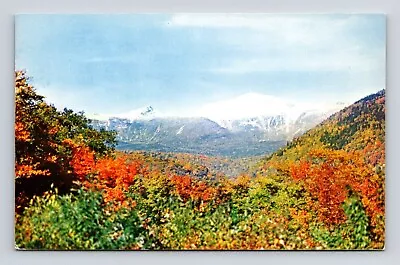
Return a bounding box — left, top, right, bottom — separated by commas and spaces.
91, 116, 284, 157
195, 93, 345, 138
252, 89, 385, 248
89, 93, 347, 157
259, 89, 385, 167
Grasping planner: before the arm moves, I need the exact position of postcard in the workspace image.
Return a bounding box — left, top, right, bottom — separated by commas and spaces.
14, 14, 386, 250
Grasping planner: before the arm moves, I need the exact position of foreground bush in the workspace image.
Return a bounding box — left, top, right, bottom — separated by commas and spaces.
15, 174, 382, 250
15, 188, 146, 250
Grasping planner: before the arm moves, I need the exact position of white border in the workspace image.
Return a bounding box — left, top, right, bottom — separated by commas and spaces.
1, 1, 398, 264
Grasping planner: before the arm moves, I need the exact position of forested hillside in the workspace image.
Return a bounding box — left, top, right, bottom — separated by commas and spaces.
15, 71, 385, 250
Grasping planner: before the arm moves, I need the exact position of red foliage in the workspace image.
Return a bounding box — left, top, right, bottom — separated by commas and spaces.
64, 138, 141, 207
170, 175, 215, 202
290, 149, 383, 224
63, 139, 96, 181
89, 159, 137, 206
93, 156, 140, 204
290, 160, 310, 181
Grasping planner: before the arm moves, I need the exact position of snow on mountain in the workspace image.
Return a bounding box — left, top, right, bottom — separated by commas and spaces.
88, 93, 350, 157
176, 125, 185, 135
197, 93, 291, 121
195, 92, 345, 132
88, 93, 347, 140
111, 105, 157, 120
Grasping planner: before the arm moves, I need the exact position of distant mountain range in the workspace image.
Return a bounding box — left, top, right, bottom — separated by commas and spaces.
89, 93, 347, 157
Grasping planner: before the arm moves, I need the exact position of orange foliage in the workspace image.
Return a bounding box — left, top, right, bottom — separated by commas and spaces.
84, 155, 140, 206
290, 149, 383, 224
170, 175, 216, 202
15, 121, 31, 142
62, 137, 141, 208
63, 139, 96, 181
290, 160, 310, 181
15, 163, 50, 179
93, 155, 140, 203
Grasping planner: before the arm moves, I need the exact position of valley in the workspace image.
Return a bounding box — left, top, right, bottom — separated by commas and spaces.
15, 71, 385, 250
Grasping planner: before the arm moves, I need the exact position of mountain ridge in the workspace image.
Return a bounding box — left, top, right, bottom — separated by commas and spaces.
89, 93, 351, 157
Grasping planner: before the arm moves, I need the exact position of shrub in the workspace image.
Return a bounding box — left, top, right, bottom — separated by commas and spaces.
15, 188, 146, 250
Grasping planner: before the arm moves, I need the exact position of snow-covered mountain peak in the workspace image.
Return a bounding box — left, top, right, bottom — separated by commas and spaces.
87, 93, 347, 134
196, 93, 292, 121
114, 105, 156, 120
194, 92, 342, 126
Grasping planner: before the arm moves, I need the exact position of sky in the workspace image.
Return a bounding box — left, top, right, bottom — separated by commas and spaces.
15, 14, 386, 118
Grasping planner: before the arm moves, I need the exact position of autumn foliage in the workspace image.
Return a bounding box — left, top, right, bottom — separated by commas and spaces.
15, 71, 116, 211
289, 149, 383, 225
15, 71, 385, 250
170, 175, 216, 202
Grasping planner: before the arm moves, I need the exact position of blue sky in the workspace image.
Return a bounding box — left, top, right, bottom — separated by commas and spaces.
15, 14, 386, 117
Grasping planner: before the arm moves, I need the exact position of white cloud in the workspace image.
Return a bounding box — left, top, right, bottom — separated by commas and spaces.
194, 92, 343, 121
166, 14, 361, 45
211, 48, 384, 73
166, 14, 385, 74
